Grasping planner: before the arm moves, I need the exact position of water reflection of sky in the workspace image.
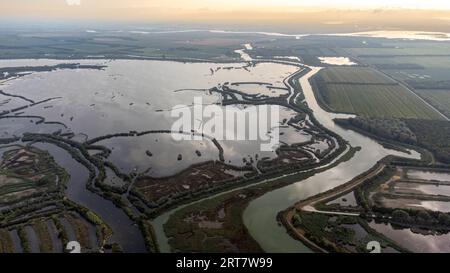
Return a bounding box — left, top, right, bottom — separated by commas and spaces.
396, 182, 450, 197
243, 67, 421, 253
370, 222, 450, 253
418, 201, 450, 213
0, 59, 307, 176
99, 133, 219, 177
1, 60, 296, 138
407, 170, 450, 182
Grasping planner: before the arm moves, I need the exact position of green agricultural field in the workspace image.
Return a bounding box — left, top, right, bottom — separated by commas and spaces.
358, 56, 450, 82
345, 39, 450, 83
415, 89, 450, 119
314, 67, 444, 119
324, 84, 442, 119
347, 41, 450, 57
344, 41, 450, 119
319, 67, 396, 84
359, 56, 450, 68
0, 31, 257, 61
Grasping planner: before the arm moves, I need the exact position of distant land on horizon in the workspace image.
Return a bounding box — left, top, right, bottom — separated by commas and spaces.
1, 8, 450, 34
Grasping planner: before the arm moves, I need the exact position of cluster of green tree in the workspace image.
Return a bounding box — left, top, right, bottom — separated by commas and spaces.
339, 117, 417, 144
385, 209, 450, 230
137, 219, 159, 253
0, 147, 68, 206
0, 201, 63, 230
295, 212, 364, 253
64, 199, 112, 247
354, 165, 397, 211
51, 215, 69, 249
405, 119, 450, 164
297, 212, 329, 242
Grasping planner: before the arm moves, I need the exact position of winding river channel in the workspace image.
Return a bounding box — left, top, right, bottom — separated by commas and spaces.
243, 67, 419, 252
152, 64, 420, 253
33, 143, 147, 252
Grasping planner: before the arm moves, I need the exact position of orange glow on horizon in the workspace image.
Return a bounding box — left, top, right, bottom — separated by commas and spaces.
1, 0, 450, 24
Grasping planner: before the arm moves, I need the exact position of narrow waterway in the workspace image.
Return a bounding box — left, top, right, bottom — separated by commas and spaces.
242, 66, 420, 252
33, 143, 147, 252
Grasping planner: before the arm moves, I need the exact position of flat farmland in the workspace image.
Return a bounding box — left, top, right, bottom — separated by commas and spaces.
346, 44, 450, 119
415, 89, 450, 119
319, 67, 396, 84
356, 56, 450, 82
359, 56, 450, 68
347, 41, 450, 57
315, 67, 444, 119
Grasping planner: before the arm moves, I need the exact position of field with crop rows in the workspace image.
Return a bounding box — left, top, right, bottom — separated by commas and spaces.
315, 67, 444, 119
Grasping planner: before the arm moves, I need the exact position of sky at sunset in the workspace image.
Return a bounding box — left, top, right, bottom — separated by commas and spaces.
1, 0, 450, 29
2, 0, 450, 10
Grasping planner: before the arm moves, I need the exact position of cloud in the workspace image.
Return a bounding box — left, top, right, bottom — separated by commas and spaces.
66, 0, 81, 6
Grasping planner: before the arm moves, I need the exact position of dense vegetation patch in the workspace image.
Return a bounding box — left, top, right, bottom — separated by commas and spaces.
336, 117, 450, 164
404, 119, 450, 164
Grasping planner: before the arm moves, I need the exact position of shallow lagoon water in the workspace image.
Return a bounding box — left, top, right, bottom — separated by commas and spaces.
1, 60, 300, 175
369, 222, 450, 252
407, 170, 450, 182
415, 201, 450, 213
98, 133, 219, 177
318, 57, 357, 66
230, 83, 289, 98
0, 59, 422, 253
32, 142, 147, 252
24, 225, 40, 253
1, 59, 309, 252
326, 191, 357, 207
9, 229, 23, 253
395, 182, 450, 197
